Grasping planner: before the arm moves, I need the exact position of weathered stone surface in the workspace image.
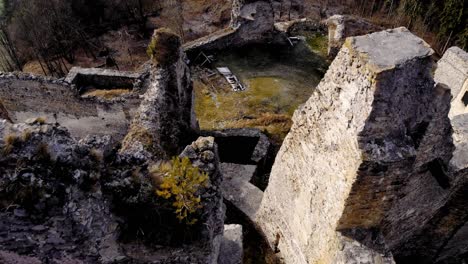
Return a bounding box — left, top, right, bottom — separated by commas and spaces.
350, 28, 433, 71
379, 82, 455, 263
220, 163, 263, 220
232, 0, 275, 43
120, 29, 198, 160
269, 0, 304, 21
275, 18, 326, 36
220, 163, 257, 183
0, 120, 224, 263
0, 251, 42, 264
387, 169, 468, 263
184, 0, 278, 56
219, 224, 244, 264
436, 204, 468, 264
435, 47, 468, 118
0, 121, 124, 263
434, 46, 468, 188
336, 233, 395, 264
450, 114, 468, 171
178, 136, 226, 264
0, 99, 11, 122
327, 15, 382, 59
0, 72, 142, 140
255, 28, 449, 263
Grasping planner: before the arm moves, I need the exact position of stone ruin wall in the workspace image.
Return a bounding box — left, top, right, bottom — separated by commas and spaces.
256, 28, 468, 264
120, 29, 198, 160
435, 47, 468, 118
429, 47, 468, 264
0, 30, 224, 264
0, 72, 144, 141
65, 67, 145, 92
327, 15, 383, 59
184, 0, 278, 57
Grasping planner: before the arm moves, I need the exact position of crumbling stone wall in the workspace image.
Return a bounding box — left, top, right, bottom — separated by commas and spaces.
270, 0, 304, 21
232, 0, 322, 29
256, 28, 466, 263
65, 67, 145, 93
435, 47, 468, 118
450, 114, 468, 171
120, 29, 198, 160
0, 72, 143, 140
422, 47, 468, 264
184, 0, 278, 57
0, 116, 225, 263
327, 15, 382, 59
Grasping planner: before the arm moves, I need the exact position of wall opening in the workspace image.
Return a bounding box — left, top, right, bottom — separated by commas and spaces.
215, 136, 259, 164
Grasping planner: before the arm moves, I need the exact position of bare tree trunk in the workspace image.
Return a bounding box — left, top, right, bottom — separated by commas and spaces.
370, 0, 376, 16
387, 0, 394, 17
442, 30, 453, 53
35, 53, 47, 76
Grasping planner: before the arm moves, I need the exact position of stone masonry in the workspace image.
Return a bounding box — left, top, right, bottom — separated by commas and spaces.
184, 0, 277, 56
255, 28, 465, 263
120, 29, 198, 160
0, 72, 144, 141
327, 15, 382, 59
435, 47, 468, 118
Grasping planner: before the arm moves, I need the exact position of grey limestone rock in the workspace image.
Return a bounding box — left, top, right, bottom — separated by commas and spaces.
255, 28, 458, 263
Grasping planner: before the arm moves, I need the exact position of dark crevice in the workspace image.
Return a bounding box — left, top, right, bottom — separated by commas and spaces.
462, 91, 468, 106
408, 121, 429, 149
427, 158, 450, 189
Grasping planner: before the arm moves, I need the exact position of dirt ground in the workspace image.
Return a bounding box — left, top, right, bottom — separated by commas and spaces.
23, 0, 232, 76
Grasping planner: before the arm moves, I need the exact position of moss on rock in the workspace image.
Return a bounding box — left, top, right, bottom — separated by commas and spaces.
120, 124, 156, 154
147, 28, 182, 67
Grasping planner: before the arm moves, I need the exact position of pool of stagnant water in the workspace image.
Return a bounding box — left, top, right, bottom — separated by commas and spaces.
194, 35, 330, 145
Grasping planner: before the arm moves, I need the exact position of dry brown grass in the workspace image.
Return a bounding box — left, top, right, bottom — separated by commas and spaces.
3, 134, 20, 155
230, 113, 293, 145
89, 148, 104, 163
35, 117, 46, 124
36, 142, 50, 161
21, 129, 32, 142
120, 125, 158, 155
233, 113, 292, 127
83, 89, 131, 99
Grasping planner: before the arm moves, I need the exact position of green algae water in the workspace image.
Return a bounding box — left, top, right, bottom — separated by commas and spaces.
195, 35, 329, 143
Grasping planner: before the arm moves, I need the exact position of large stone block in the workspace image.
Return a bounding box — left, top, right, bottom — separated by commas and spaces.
256, 28, 442, 263
219, 224, 244, 264
435, 47, 468, 118
450, 114, 468, 171
327, 15, 382, 59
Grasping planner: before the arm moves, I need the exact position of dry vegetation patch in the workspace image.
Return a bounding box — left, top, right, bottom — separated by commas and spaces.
82, 89, 132, 99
